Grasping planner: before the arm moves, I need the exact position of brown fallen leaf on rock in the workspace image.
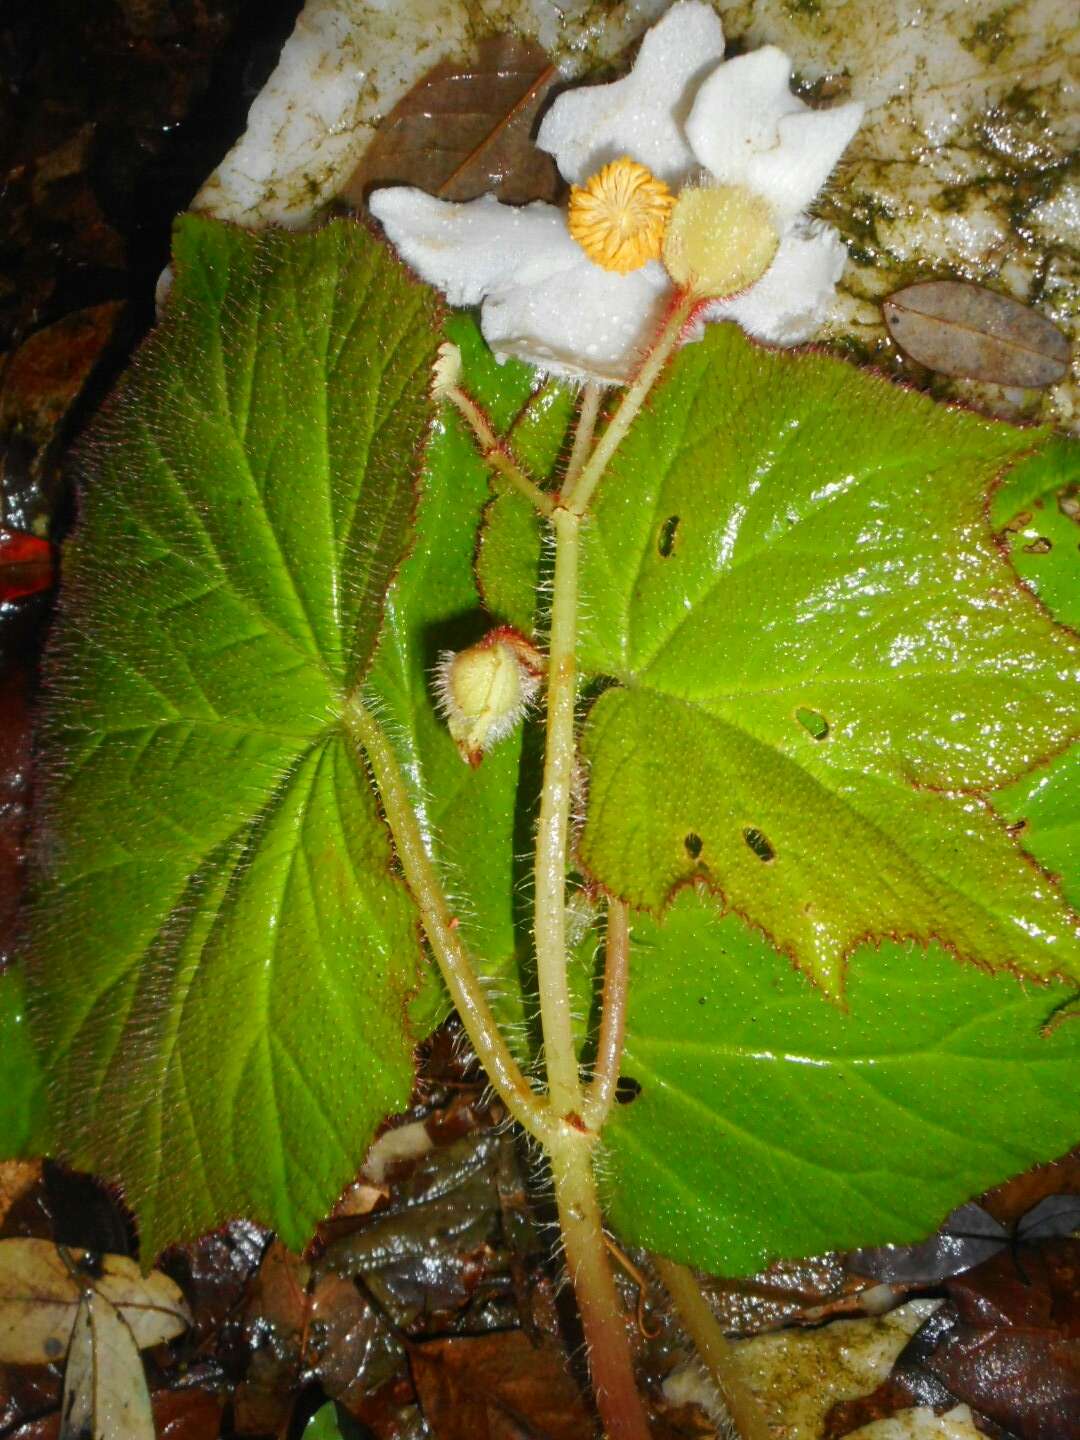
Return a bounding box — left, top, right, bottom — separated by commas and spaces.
346, 35, 561, 208
883, 280, 1071, 388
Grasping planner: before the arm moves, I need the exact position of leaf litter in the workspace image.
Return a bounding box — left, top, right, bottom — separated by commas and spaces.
0, 1240, 190, 1365
59, 1289, 155, 1440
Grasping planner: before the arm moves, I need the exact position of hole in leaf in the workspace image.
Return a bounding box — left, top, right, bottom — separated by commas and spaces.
795, 706, 829, 739
615, 1076, 642, 1105
658, 515, 680, 556
743, 827, 775, 862
73, 1252, 106, 1281
684, 832, 703, 859
1022, 536, 1052, 554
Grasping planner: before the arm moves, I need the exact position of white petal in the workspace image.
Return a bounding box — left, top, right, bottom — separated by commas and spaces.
687, 47, 862, 221
707, 224, 848, 344
749, 103, 864, 222
536, 1, 725, 185
685, 47, 803, 190
369, 189, 581, 307
481, 261, 672, 383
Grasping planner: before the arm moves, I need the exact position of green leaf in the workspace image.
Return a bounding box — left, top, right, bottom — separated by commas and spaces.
997, 744, 1080, 911
567, 326, 1079, 994
602, 890, 1080, 1275
26, 216, 440, 1254
0, 967, 47, 1158
302, 1402, 365, 1440
992, 434, 1080, 630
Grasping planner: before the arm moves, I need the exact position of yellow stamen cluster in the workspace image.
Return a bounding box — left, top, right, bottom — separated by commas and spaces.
567, 157, 675, 274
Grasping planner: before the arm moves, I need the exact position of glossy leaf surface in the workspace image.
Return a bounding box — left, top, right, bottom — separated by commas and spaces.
998, 746, 1080, 913
568, 327, 1080, 994
26, 217, 440, 1255
992, 434, 1080, 630
603, 892, 1080, 1274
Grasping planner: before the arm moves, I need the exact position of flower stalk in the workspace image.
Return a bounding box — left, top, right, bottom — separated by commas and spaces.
352, 274, 715, 1438
344, 697, 552, 1143
562, 292, 696, 516
533, 500, 585, 1118
531, 383, 654, 1439
441, 376, 555, 517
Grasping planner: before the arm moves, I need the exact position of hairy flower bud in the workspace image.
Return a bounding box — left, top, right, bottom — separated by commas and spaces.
431, 341, 463, 400
663, 184, 779, 300
434, 627, 544, 767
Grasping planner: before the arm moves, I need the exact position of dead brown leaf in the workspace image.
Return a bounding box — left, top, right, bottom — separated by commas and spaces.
0, 1164, 42, 1233
826, 1239, 1080, 1440
883, 280, 1070, 387
0, 1240, 190, 1366
232, 1242, 309, 1435
151, 1390, 226, 1440
980, 1146, 1080, 1227
0, 304, 125, 453
346, 36, 561, 208
409, 1331, 594, 1440
6, 1388, 223, 1440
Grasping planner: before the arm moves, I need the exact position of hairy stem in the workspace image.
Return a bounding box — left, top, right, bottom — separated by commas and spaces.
560, 381, 603, 503
345, 697, 552, 1143
551, 1135, 653, 1440
534, 385, 652, 1440
563, 294, 695, 517
531, 381, 600, 1118
654, 1256, 775, 1440
443, 382, 554, 516
534, 502, 584, 1117
585, 898, 631, 1131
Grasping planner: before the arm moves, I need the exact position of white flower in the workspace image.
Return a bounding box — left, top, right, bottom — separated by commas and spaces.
369, 1, 863, 383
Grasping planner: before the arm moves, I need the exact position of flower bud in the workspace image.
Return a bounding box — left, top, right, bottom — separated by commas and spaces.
431, 341, 463, 400
663, 184, 779, 300
434, 627, 544, 767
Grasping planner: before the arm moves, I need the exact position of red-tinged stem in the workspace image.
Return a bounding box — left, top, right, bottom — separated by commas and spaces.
534, 383, 649, 1438
443, 380, 555, 516
550, 1134, 653, 1440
